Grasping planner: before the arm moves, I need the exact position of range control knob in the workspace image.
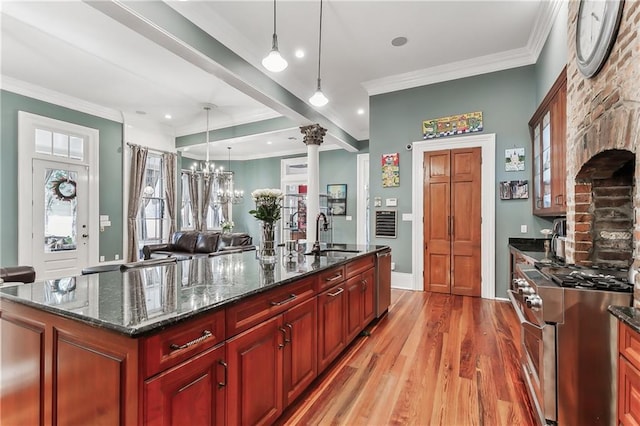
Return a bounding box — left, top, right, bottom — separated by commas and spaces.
520, 286, 535, 296
525, 295, 543, 311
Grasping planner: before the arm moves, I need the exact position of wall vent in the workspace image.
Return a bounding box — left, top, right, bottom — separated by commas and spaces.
375, 210, 397, 238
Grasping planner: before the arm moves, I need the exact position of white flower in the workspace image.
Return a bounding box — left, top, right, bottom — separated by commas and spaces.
251, 188, 283, 202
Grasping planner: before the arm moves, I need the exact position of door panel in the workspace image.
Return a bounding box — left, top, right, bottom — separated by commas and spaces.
423, 148, 481, 296
424, 151, 451, 293
33, 159, 89, 279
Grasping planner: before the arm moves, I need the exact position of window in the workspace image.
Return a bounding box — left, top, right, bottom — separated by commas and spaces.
138, 153, 167, 249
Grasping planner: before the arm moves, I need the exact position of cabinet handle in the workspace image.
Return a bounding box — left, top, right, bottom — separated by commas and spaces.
325, 273, 343, 282
270, 293, 297, 306
361, 279, 367, 292
169, 330, 213, 351
328, 287, 344, 297
555, 194, 563, 205
278, 327, 288, 349
536, 198, 542, 208
447, 216, 451, 236
217, 360, 228, 389
286, 323, 293, 343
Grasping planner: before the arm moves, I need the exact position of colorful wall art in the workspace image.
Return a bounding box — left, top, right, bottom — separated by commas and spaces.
382, 153, 400, 187
422, 111, 483, 139
505, 148, 525, 171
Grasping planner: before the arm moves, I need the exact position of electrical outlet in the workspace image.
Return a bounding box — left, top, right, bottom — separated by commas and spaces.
115, 254, 119, 260
391, 262, 396, 270
100, 255, 105, 262
520, 225, 527, 233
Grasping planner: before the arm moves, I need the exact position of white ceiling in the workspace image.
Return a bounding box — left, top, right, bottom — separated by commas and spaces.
0, 0, 557, 160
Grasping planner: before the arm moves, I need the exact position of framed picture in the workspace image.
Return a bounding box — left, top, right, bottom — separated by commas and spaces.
500, 180, 529, 200
505, 148, 525, 171
382, 153, 400, 187
327, 184, 347, 215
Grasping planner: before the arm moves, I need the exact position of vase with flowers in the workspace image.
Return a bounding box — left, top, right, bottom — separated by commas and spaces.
249, 188, 283, 263
221, 220, 234, 233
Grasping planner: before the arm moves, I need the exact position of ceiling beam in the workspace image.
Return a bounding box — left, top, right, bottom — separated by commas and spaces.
85, 0, 359, 152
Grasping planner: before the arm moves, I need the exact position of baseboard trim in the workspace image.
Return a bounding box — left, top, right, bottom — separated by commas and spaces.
391, 272, 414, 290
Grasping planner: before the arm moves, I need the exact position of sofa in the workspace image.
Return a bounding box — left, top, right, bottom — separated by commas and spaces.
142, 231, 254, 260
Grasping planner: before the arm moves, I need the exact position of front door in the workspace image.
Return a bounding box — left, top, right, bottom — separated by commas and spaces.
423, 147, 481, 296
32, 159, 89, 279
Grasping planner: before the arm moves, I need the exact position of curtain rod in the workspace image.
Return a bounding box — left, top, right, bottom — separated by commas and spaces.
126, 142, 176, 156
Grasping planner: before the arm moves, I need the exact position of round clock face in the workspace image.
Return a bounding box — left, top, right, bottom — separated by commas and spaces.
576, 0, 624, 78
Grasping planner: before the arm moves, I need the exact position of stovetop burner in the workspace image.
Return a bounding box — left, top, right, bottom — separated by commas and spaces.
550, 271, 633, 293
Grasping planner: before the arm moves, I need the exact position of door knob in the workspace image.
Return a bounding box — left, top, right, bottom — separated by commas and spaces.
82, 234, 89, 238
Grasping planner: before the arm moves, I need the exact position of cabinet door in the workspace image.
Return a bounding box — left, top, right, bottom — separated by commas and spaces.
619, 355, 640, 426
226, 315, 283, 426
345, 275, 363, 342
144, 344, 226, 426
283, 297, 317, 406
362, 268, 376, 326
317, 284, 346, 372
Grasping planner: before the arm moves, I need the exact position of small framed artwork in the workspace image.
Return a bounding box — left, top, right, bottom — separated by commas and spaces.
505, 148, 525, 171
327, 184, 347, 215
500, 180, 529, 200
382, 153, 400, 187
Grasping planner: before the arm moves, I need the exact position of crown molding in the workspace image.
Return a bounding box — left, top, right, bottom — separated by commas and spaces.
363, 0, 561, 96
363, 47, 536, 96
1, 75, 124, 122
527, 0, 563, 60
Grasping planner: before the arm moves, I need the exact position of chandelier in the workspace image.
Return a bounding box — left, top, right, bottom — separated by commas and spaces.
190, 108, 243, 205
214, 147, 244, 205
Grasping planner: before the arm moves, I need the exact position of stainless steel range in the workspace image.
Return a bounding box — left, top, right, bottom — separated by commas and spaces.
508, 262, 633, 425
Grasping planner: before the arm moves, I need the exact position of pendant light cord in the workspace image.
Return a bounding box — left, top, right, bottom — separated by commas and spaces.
316, 0, 323, 89
273, 0, 277, 36
205, 106, 210, 165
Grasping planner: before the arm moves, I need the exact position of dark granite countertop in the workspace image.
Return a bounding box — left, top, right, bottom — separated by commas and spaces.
0, 244, 388, 338
508, 237, 558, 264
609, 305, 640, 334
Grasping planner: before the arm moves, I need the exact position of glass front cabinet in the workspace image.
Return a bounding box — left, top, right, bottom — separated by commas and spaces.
529, 67, 567, 217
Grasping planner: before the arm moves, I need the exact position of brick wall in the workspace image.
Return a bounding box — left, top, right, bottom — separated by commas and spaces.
565, 1, 640, 296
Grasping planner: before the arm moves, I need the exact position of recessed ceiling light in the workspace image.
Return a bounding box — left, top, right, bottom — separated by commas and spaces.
391, 36, 408, 47
357, 108, 365, 115
164, 114, 172, 119
267, 140, 273, 145
295, 49, 305, 58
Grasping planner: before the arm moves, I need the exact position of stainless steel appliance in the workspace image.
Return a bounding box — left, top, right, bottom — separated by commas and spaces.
550, 218, 567, 260
509, 263, 633, 425
375, 248, 392, 317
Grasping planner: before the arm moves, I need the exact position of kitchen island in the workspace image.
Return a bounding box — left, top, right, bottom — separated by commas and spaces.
0, 244, 390, 425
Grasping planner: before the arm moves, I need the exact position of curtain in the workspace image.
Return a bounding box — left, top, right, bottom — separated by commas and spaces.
126, 270, 147, 326
127, 145, 148, 262
188, 173, 200, 231
163, 152, 177, 237
200, 175, 214, 231
162, 262, 177, 313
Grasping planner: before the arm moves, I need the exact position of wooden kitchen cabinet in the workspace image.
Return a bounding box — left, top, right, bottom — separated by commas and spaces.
618, 321, 640, 426
317, 282, 347, 372
226, 297, 318, 424
345, 268, 375, 342
144, 344, 227, 426
529, 67, 567, 216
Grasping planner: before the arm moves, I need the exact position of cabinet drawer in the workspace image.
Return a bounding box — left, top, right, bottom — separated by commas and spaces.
143, 309, 225, 378
345, 255, 375, 278
317, 265, 345, 291
620, 322, 640, 369
226, 276, 315, 336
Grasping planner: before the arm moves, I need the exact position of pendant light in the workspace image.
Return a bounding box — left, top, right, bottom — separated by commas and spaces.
309, 0, 328, 107
191, 106, 215, 178
262, 0, 288, 72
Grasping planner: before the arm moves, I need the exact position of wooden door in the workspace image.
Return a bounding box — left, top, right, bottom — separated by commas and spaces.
317, 284, 346, 372
226, 316, 283, 426
144, 344, 226, 426
423, 148, 481, 296
283, 297, 317, 406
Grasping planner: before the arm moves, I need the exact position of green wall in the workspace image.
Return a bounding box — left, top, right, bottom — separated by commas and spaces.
369, 66, 540, 297
0, 90, 123, 266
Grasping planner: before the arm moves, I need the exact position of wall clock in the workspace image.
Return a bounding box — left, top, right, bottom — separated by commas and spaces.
576, 0, 624, 78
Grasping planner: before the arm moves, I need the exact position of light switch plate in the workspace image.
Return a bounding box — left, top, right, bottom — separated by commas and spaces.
385, 198, 397, 207
521, 225, 527, 233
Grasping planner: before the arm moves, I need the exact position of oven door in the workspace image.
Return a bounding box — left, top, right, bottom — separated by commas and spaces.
508, 290, 557, 425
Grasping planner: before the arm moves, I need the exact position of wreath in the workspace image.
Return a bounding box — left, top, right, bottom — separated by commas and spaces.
51, 178, 77, 201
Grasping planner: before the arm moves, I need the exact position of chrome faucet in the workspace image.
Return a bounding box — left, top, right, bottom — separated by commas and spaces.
311, 212, 328, 255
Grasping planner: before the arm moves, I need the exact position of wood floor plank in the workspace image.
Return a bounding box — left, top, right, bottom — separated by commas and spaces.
276, 290, 536, 426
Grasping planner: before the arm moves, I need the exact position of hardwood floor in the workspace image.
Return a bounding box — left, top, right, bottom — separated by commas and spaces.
276, 290, 536, 426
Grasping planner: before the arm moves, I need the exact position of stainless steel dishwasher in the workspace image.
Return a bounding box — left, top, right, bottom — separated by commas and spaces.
375, 248, 392, 317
